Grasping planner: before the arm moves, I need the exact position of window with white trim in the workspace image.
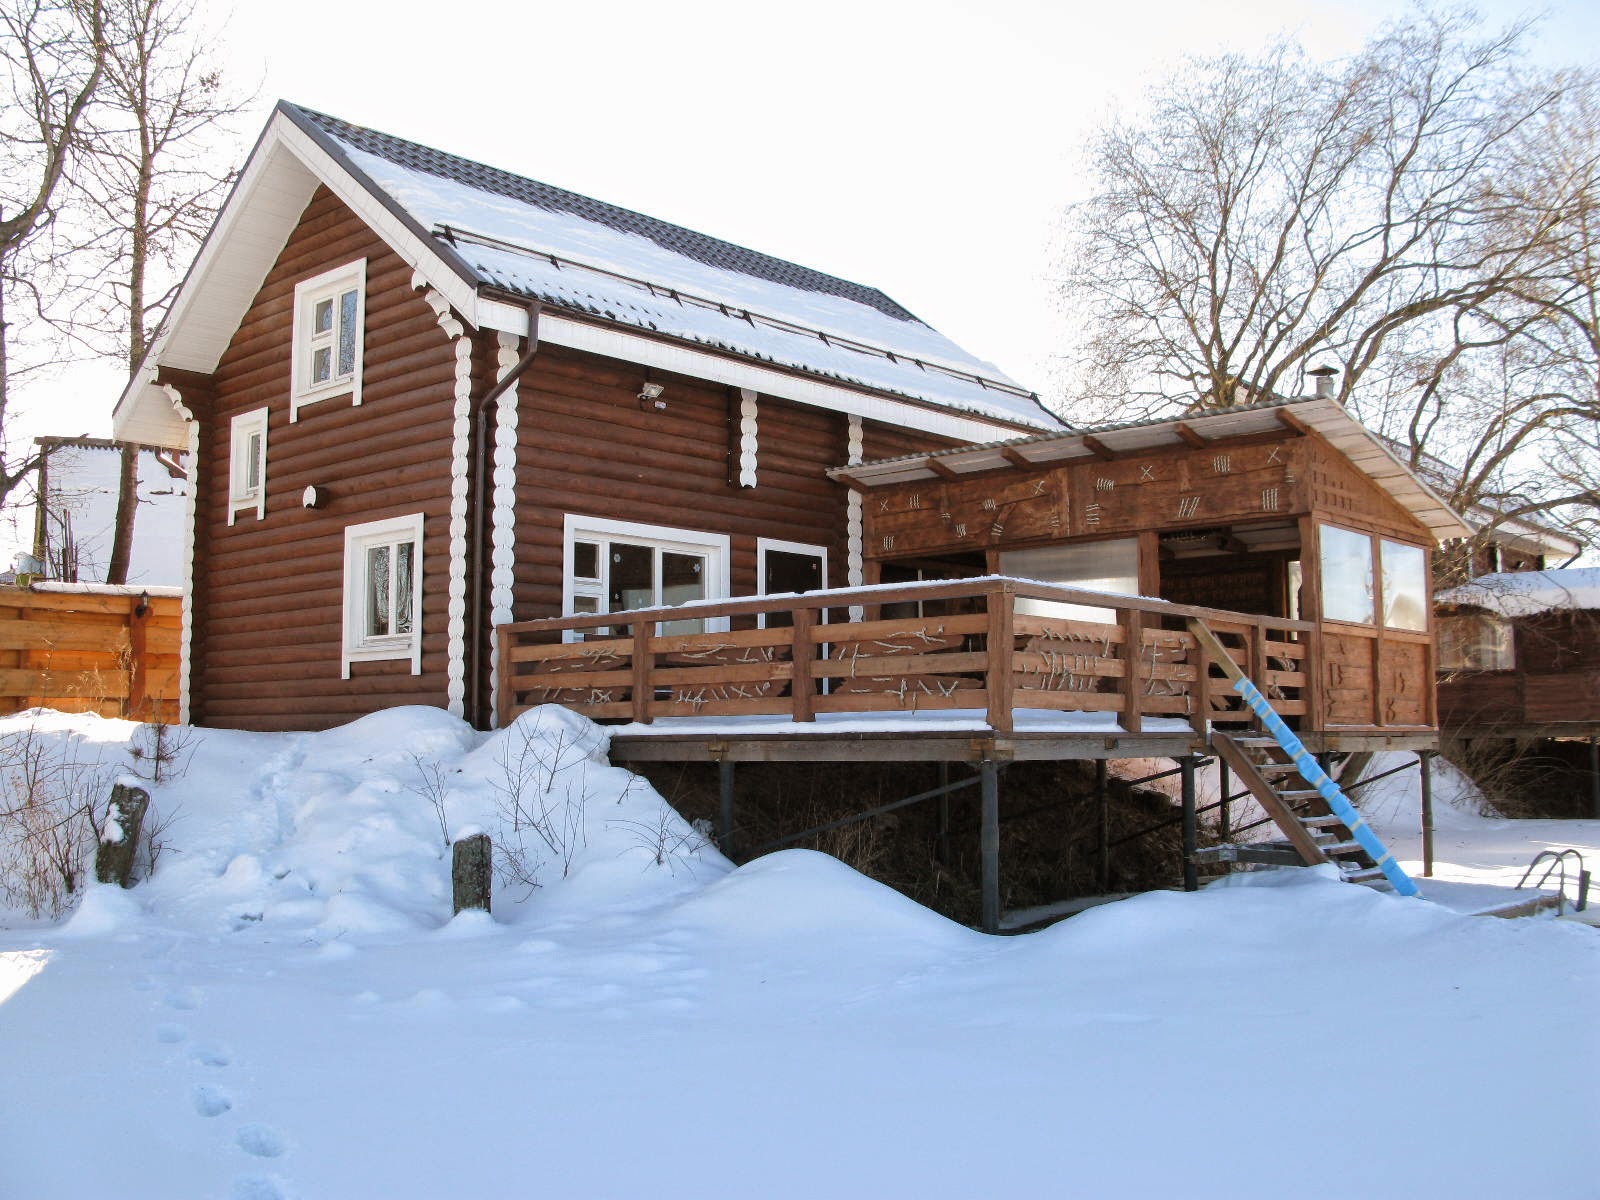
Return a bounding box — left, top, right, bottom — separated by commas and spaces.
563, 515, 729, 638
228, 407, 268, 525
757, 538, 827, 628
291, 259, 366, 419
342, 513, 423, 677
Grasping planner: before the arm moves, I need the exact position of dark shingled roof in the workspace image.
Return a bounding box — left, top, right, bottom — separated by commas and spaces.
290, 104, 921, 324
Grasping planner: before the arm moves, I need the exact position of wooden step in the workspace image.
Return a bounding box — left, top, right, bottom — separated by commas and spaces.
1341, 866, 1388, 885
1278, 789, 1324, 801
1300, 814, 1347, 829
1319, 840, 1365, 856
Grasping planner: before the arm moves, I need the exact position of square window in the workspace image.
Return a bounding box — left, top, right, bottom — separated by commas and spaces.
343, 513, 423, 677
291, 260, 366, 420
561, 515, 729, 640
227, 407, 269, 525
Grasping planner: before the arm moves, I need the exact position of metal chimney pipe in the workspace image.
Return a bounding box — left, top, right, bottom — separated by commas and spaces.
1308, 365, 1340, 401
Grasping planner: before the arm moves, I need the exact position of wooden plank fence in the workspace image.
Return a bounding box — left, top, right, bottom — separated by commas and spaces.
0, 585, 181, 722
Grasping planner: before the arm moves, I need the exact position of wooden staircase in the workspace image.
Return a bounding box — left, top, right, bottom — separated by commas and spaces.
1208, 732, 1390, 886
1187, 619, 1419, 897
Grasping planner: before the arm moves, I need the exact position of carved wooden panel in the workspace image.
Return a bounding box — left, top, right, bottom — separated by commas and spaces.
1307, 443, 1432, 541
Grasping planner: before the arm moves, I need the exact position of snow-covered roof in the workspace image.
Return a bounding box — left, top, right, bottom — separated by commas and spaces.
1435, 568, 1600, 617
112, 102, 1060, 447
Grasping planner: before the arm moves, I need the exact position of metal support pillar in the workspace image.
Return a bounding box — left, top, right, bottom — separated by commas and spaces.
1180, 755, 1199, 892
1418, 750, 1434, 878
936, 762, 952, 864
1096, 758, 1110, 893
1217, 756, 1231, 843
980, 760, 1000, 934
718, 760, 736, 861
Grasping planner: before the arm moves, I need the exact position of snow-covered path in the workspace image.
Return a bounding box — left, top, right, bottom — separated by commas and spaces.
0, 709, 1596, 1199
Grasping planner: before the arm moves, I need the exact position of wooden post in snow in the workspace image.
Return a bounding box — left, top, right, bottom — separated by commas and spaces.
94, 783, 149, 887
452, 833, 492, 914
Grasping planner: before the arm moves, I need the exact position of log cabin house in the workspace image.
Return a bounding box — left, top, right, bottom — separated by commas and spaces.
110, 102, 1059, 733
109, 103, 1477, 926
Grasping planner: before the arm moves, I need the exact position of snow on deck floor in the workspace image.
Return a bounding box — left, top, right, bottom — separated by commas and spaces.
0, 708, 1595, 1200
610, 707, 1196, 737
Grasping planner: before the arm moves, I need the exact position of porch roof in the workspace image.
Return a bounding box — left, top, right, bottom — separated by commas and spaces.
829, 395, 1473, 544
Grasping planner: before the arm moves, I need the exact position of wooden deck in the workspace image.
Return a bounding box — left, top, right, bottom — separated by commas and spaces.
499, 576, 1401, 747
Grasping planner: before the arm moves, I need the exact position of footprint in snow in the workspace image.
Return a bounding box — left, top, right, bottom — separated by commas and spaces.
190, 1042, 232, 1068
163, 986, 201, 1011
192, 1084, 233, 1118
230, 1176, 288, 1200
155, 1023, 188, 1044
236, 1124, 288, 1158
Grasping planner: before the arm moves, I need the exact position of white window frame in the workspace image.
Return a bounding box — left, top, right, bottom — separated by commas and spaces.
227, 406, 268, 525
562, 514, 730, 640
756, 537, 829, 628
342, 513, 424, 677
290, 259, 366, 421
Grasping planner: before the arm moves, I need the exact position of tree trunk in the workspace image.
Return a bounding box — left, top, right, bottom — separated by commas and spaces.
106, 443, 139, 584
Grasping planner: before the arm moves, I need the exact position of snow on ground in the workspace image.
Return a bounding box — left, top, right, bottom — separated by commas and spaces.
0, 707, 1596, 1199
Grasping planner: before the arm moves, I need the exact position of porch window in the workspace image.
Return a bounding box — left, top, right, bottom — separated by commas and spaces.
1438, 613, 1515, 672
291, 259, 366, 419
1380, 540, 1428, 631
342, 513, 423, 677
562, 515, 729, 637
1001, 538, 1139, 623
1318, 524, 1375, 624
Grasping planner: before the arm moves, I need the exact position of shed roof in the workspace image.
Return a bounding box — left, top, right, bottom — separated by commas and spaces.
830, 395, 1474, 544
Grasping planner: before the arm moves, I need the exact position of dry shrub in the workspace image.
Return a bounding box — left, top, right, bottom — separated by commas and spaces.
1443, 736, 1595, 819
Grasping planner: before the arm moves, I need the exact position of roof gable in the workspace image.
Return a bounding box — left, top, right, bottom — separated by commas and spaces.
115, 102, 1059, 446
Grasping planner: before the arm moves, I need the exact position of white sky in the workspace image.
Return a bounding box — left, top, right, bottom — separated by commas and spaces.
10, 0, 1600, 461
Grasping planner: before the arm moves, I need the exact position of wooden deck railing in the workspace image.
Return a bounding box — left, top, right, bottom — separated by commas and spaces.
497, 577, 1315, 736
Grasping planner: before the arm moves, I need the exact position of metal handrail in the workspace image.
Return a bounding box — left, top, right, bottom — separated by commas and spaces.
1517, 848, 1591, 914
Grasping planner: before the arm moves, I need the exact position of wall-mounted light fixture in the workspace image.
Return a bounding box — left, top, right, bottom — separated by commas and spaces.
303, 485, 324, 509
638, 381, 666, 410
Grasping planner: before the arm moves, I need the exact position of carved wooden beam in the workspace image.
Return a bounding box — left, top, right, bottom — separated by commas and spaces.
1173, 422, 1208, 449
1000, 445, 1036, 469
925, 457, 961, 480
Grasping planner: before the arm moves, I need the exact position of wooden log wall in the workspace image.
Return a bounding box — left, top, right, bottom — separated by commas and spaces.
189, 187, 456, 731
506, 343, 955, 626
0, 588, 180, 721
1438, 611, 1600, 731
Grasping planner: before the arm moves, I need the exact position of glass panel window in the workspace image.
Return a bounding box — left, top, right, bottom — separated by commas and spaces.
572, 541, 599, 580
1438, 614, 1515, 671
1380, 540, 1428, 631
1319, 525, 1375, 624
292, 260, 366, 417
366, 545, 392, 636
761, 545, 826, 628
228, 407, 269, 524
610, 543, 654, 613
1002, 538, 1139, 623
342, 513, 423, 676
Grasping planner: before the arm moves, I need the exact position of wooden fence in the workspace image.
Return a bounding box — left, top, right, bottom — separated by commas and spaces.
498, 577, 1317, 734
0, 585, 181, 722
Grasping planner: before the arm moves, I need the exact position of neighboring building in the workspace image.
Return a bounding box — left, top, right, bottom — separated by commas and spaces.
111, 103, 1059, 731
30, 437, 188, 587
1435, 568, 1600, 736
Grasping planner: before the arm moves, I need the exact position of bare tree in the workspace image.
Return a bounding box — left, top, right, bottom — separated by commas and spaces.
0, 0, 107, 511
76, 0, 248, 372
1057, 7, 1600, 546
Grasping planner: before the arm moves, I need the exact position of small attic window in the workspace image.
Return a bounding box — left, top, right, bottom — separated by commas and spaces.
291, 259, 366, 419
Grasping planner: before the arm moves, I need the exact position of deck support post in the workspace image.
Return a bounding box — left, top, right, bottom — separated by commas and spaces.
1419, 749, 1435, 878
1095, 758, 1110, 893
1590, 737, 1599, 821
718, 759, 737, 861
1180, 755, 1199, 892
980, 760, 1000, 934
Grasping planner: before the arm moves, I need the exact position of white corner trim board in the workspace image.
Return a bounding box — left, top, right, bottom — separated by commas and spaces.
418, 276, 473, 720
846, 415, 865, 624
738, 388, 758, 488
487, 332, 521, 727
164, 384, 197, 725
